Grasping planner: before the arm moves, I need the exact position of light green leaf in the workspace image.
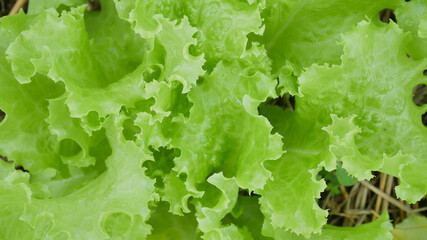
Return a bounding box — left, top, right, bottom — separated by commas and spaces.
277, 61, 300, 97
195, 173, 243, 240
259, 19, 427, 236
419, 15, 427, 38
148, 16, 205, 93
7, 4, 204, 122
259, 153, 328, 237
114, 0, 264, 63
299, 20, 427, 202
19, 115, 157, 239
312, 212, 393, 240
46, 95, 95, 168
162, 172, 195, 215
395, 0, 427, 59
262, 212, 392, 240
258, 104, 329, 237
84, 0, 147, 88
3, 1, 426, 239
0, 161, 33, 240
147, 201, 201, 240
336, 164, 357, 187
183, 0, 264, 63
263, 0, 402, 71
392, 214, 427, 240
133, 44, 281, 217
0, 12, 65, 175
222, 195, 273, 240
28, 0, 86, 14
322, 115, 381, 180
170, 58, 281, 195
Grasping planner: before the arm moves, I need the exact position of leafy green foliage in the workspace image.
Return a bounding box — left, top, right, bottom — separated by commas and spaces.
336, 164, 358, 187
395, 0, 427, 60
263, 0, 402, 72
0, 0, 426, 239
391, 214, 427, 239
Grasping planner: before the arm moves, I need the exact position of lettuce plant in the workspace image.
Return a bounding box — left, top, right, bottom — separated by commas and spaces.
0, 0, 426, 239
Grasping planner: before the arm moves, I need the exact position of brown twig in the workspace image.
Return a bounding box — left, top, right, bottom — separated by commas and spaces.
8, 0, 27, 15
411, 206, 427, 213
382, 9, 391, 23
355, 185, 364, 209
340, 185, 349, 200
373, 173, 387, 221
360, 185, 368, 209
329, 216, 342, 226
343, 217, 355, 226
360, 181, 413, 213
330, 212, 358, 219
321, 191, 332, 209
382, 174, 394, 212
413, 202, 419, 209
345, 209, 379, 216
355, 195, 376, 226
346, 182, 360, 210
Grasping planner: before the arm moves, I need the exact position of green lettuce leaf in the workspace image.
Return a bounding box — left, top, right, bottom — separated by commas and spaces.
27, 0, 86, 14
312, 212, 393, 240
263, 0, 402, 71
2, 0, 427, 239
194, 173, 242, 239
259, 18, 427, 237
7, 2, 204, 120
0, 12, 65, 176
262, 212, 392, 240
46, 95, 96, 168
0, 161, 33, 240
395, 0, 427, 60
169, 57, 282, 195
133, 44, 282, 216
147, 201, 201, 240
114, 0, 264, 63
258, 103, 329, 236
19, 116, 157, 239
391, 214, 427, 239
298, 20, 427, 203
222, 195, 273, 240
